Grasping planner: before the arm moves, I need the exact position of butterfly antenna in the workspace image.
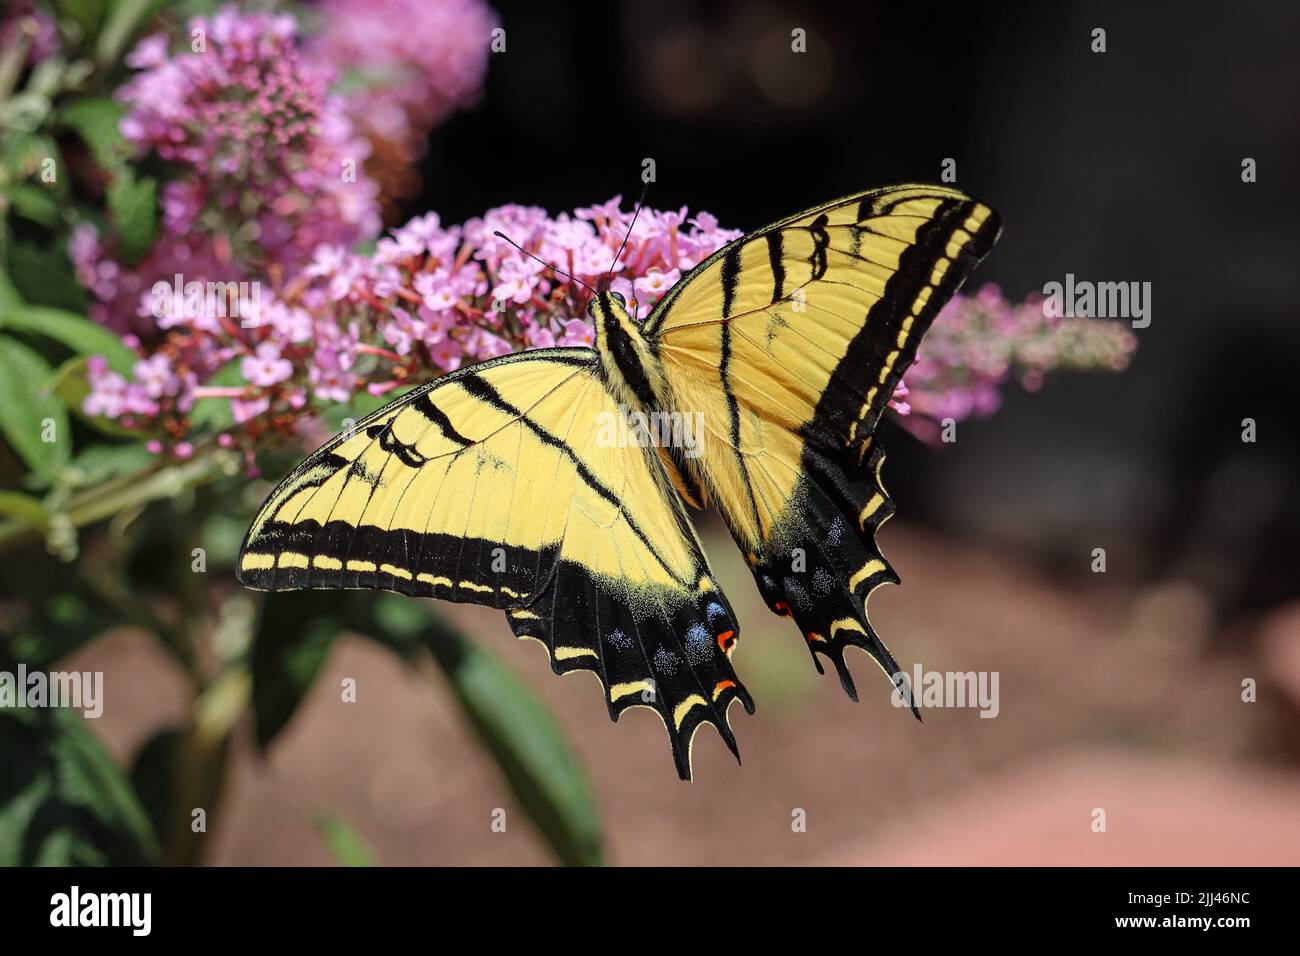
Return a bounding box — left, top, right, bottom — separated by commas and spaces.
493, 231, 596, 295
606, 180, 651, 286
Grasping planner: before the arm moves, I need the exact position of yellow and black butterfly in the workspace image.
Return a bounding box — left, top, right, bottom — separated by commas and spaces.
238, 184, 1001, 778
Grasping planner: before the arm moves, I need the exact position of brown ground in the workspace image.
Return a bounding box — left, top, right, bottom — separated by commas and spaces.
74, 523, 1300, 865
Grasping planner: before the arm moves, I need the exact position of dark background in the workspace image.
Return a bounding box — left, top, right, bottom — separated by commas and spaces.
417, 0, 1300, 623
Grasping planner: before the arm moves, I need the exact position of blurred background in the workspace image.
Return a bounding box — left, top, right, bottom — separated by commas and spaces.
1, 0, 1298, 866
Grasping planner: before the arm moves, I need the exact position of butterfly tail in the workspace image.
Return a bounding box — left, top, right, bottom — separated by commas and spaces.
747, 439, 919, 714
505, 560, 755, 780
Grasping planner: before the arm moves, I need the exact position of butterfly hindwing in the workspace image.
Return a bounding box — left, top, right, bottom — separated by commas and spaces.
238, 347, 751, 778
646, 185, 1001, 697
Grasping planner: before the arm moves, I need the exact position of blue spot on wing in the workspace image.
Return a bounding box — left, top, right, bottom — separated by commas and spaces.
827, 516, 845, 547
653, 646, 680, 675
813, 567, 834, 594
685, 623, 712, 664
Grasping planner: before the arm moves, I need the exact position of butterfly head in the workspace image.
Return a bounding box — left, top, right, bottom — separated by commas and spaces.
589, 289, 665, 412
589, 289, 638, 356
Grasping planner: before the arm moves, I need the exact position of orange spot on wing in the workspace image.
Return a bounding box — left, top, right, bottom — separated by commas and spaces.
716, 629, 736, 653
773, 601, 791, 617
712, 679, 736, 701
806, 632, 826, 644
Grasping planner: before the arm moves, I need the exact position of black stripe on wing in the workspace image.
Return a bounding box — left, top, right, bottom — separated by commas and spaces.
807, 196, 1002, 463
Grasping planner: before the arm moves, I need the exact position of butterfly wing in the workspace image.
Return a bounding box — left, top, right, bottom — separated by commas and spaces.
645, 185, 1001, 698
239, 347, 752, 778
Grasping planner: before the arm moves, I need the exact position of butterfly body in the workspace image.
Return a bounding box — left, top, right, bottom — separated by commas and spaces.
239, 185, 1001, 778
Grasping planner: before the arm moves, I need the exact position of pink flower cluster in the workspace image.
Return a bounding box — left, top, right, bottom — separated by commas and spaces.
81, 198, 741, 458
306, 0, 496, 151
77, 6, 380, 335
893, 283, 1138, 443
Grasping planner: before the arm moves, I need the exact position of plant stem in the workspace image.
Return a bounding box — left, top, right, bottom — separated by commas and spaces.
0, 449, 234, 553
163, 666, 250, 865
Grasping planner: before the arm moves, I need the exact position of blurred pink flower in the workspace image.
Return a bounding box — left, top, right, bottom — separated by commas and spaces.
892, 284, 1138, 444
307, 0, 495, 146
77, 6, 381, 336
0, 1, 59, 65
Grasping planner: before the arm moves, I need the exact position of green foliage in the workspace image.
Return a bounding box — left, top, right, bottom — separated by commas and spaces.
0, 705, 159, 866
4, 586, 127, 669
0, 490, 47, 532
6, 183, 62, 228
128, 727, 181, 843
0, 335, 70, 481
419, 605, 604, 867
97, 0, 170, 68
4, 240, 87, 311
0, 300, 138, 374
105, 171, 157, 264
63, 441, 155, 489
252, 593, 344, 750
314, 809, 378, 867
247, 590, 605, 865
60, 97, 130, 170
58, 0, 110, 40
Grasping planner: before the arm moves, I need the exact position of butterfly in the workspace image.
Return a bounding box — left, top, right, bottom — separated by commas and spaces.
238, 184, 1001, 778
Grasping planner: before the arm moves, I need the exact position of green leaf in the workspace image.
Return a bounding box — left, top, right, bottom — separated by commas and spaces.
363, 589, 432, 661
0, 490, 47, 531
96, 0, 161, 67
314, 809, 378, 867
0, 336, 71, 481
251, 592, 345, 750
58, 0, 109, 39
3, 132, 66, 203
419, 605, 603, 866
105, 172, 157, 264
0, 705, 159, 866
5, 183, 62, 226
6, 589, 125, 668
63, 441, 154, 488
197, 510, 248, 568
0, 266, 20, 310
0, 302, 138, 374
60, 97, 129, 170
128, 726, 181, 844
5, 241, 87, 311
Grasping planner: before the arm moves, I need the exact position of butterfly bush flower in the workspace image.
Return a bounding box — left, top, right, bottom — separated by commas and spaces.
74, 6, 380, 335
892, 283, 1138, 444
80, 198, 741, 460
